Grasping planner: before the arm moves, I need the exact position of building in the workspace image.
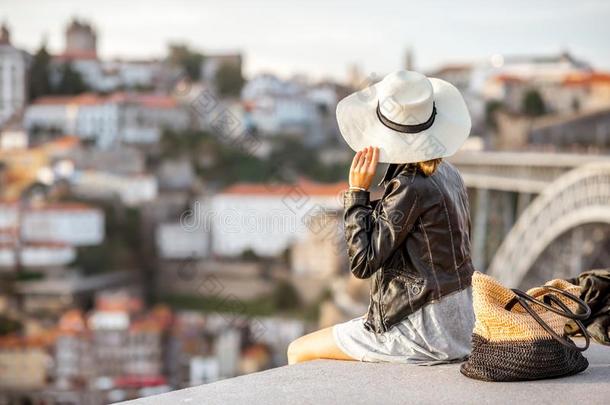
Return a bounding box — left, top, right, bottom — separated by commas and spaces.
0, 23, 29, 127
67, 145, 145, 175
0, 337, 50, 390
490, 73, 599, 115
51, 53, 163, 93
0, 242, 76, 269
0, 292, 171, 403
431, 64, 474, 93
480, 53, 599, 113
24, 94, 89, 134
290, 209, 345, 278
249, 317, 305, 365
70, 170, 158, 206
103, 59, 166, 89
529, 107, 610, 152
51, 19, 101, 91
24, 92, 190, 147
65, 18, 97, 57
21, 203, 104, 246
55, 310, 94, 388
0, 125, 28, 150
494, 106, 610, 152
16, 271, 136, 314
0, 200, 104, 270
156, 159, 195, 191
51, 54, 173, 93
0, 199, 18, 229
156, 222, 208, 260
117, 92, 190, 144
51, 19, 104, 91
124, 321, 164, 377
189, 356, 220, 385
157, 260, 273, 301
49, 19, 175, 93
214, 328, 241, 378
88, 292, 170, 383
490, 52, 591, 82
430, 52, 596, 130
89, 306, 167, 381
206, 179, 345, 257
200, 53, 242, 83
241, 74, 321, 136
0, 135, 80, 199
562, 72, 610, 111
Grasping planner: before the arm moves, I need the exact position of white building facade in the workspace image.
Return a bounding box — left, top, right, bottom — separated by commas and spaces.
71, 170, 158, 206
156, 222, 208, 260
0, 201, 102, 269
24, 93, 190, 148
202, 180, 345, 257
241, 74, 322, 136
0, 34, 28, 127
0, 243, 76, 268
21, 204, 104, 246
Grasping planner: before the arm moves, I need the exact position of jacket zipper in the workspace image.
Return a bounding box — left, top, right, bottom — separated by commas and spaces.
377, 270, 386, 332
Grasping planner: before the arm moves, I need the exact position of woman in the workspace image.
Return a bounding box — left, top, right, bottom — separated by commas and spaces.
287, 70, 475, 365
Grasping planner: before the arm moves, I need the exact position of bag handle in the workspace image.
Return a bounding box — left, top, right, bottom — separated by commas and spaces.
510, 286, 590, 352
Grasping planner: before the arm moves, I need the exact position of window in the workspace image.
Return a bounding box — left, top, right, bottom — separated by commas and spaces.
0, 63, 4, 110
11, 65, 17, 107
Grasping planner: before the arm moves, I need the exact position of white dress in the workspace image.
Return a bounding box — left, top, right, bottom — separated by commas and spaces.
332, 287, 474, 365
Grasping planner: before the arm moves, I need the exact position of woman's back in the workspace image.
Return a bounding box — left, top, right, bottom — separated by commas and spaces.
408, 160, 473, 282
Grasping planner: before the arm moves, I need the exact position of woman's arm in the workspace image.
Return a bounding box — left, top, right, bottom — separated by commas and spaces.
343, 148, 419, 279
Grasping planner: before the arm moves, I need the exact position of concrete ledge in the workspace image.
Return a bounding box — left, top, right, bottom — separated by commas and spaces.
119, 343, 610, 405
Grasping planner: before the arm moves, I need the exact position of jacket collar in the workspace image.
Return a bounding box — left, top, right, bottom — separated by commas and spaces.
378, 163, 413, 186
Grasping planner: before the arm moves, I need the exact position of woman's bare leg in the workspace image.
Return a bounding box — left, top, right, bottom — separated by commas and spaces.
287, 326, 355, 365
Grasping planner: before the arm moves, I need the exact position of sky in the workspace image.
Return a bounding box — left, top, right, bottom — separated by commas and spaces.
2, 0, 610, 81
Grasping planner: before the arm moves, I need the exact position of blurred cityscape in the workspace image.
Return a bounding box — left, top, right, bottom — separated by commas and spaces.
1, 12, 610, 405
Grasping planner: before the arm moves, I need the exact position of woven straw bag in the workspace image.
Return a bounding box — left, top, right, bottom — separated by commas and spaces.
461, 272, 591, 381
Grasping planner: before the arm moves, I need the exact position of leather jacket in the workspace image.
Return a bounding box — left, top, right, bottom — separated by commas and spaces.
343, 161, 474, 333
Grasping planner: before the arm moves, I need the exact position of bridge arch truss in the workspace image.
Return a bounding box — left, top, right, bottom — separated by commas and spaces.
488, 162, 610, 287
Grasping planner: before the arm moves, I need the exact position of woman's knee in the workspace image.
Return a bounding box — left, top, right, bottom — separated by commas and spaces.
287, 338, 305, 365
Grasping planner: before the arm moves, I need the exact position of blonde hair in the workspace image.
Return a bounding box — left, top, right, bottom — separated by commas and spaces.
416, 158, 442, 176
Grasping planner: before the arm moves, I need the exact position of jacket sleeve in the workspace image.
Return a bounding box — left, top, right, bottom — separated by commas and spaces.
343, 178, 420, 279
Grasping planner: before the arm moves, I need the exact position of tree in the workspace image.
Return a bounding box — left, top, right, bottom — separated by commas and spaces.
571, 97, 580, 112
485, 100, 503, 130
28, 45, 52, 101
270, 280, 301, 310
215, 62, 245, 97
55, 62, 88, 95
168, 44, 204, 81
522, 89, 546, 117
0, 314, 22, 336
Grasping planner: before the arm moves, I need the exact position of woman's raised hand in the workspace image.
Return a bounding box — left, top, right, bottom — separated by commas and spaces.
349, 146, 379, 190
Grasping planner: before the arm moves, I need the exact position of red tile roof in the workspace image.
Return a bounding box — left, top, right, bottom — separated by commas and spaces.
27, 202, 100, 212
53, 50, 98, 62
0, 241, 71, 249
38, 135, 81, 151
493, 74, 525, 84
135, 94, 178, 108
114, 375, 167, 388
0, 202, 99, 230
221, 179, 348, 197
433, 63, 472, 75
32, 95, 79, 106
31, 92, 178, 109
563, 72, 610, 86
32, 93, 103, 106
0, 332, 58, 348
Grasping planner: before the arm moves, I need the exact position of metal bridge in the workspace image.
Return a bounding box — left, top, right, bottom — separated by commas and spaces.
448, 151, 610, 287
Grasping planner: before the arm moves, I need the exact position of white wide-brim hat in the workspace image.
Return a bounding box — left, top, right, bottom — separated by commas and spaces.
336, 70, 471, 163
